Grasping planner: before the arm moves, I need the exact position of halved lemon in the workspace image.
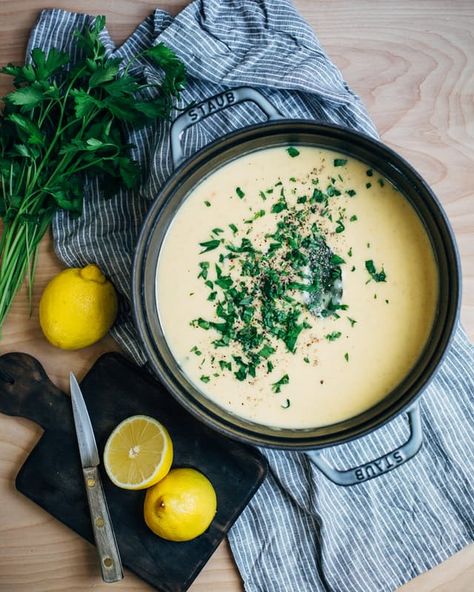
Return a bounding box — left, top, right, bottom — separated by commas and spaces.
103, 415, 173, 490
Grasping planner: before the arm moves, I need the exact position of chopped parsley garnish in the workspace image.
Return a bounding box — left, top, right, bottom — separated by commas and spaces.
199, 239, 221, 253
344, 353, 349, 362
378, 178, 385, 187
191, 346, 202, 356
195, 318, 210, 330
259, 191, 267, 201
219, 360, 232, 371
348, 317, 357, 327
366, 182, 372, 189
325, 331, 342, 341
287, 147, 300, 157
259, 345, 276, 358
212, 227, 224, 235
198, 261, 209, 279
350, 215, 358, 222
345, 189, 357, 197
335, 219, 345, 233
326, 185, 341, 197
366, 169, 373, 177
281, 399, 291, 409
334, 158, 347, 167
311, 188, 325, 203
248, 209, 266, 222
347, 247, 352, 257
193, 189, 347, 383
365, 259, 387, 282
304, 356, 310, 364
271, 190, 288, 214
200, 375, 210, 383
272, 374, 289, 393
297, 196, 307, 204
236, 187, 245, 199
204, 200, 211, 207
330, 254, 345, 265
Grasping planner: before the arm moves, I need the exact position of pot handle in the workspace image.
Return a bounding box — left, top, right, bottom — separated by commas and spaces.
170, 87, 282, 168
306, 403, 423, 486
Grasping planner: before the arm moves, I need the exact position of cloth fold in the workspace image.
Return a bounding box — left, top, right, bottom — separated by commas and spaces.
26, 2, 473, 591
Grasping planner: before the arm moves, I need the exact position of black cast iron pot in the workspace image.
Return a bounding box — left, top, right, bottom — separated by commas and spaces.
132, 88, 461, 486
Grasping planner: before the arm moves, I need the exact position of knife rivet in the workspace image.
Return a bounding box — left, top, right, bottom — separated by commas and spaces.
95, 516, 105, 528
87, 478, 96, 488
103, 557, 113, 568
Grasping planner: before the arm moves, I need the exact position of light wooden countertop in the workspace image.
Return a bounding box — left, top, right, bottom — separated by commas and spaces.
0, 1, 472, 590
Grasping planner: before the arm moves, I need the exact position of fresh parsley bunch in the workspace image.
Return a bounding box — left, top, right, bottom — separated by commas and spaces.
0, 16, 185, 330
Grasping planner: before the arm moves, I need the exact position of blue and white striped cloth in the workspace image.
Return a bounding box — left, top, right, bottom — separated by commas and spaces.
28, 2, 473, 591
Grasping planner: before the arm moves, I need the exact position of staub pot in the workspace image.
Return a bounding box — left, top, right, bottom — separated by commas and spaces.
132, 87, 460, 486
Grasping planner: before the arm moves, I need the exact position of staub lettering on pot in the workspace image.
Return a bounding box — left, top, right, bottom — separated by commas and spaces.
354, 450, 405, 482
188, 91, 236, 123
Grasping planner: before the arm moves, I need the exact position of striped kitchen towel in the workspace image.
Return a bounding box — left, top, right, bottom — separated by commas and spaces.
27, 2, 474, 591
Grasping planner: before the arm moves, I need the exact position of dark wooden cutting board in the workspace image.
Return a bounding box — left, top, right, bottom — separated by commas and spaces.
0, 352, 267, 592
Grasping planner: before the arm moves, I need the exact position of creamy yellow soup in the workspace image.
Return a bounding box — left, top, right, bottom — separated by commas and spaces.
156, 146, 438, 429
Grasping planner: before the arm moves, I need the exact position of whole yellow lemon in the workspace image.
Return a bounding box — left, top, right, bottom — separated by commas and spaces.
144, 468, 217, 542
39, 264, 118, 350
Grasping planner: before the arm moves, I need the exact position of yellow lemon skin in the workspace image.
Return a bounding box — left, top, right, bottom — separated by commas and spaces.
144, 468, 217, 542
39, 264, 118, 350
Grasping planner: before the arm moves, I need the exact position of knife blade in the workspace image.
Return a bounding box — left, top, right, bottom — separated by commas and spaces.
70, 372, 123, 583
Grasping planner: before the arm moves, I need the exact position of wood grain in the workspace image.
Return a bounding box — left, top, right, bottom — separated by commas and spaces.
0, 1, 472, 591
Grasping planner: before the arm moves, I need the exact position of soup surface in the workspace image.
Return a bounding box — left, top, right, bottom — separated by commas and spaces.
156, 146, 438, 429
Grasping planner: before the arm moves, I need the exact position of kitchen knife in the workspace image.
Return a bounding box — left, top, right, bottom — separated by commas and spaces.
69, 372, 123, 583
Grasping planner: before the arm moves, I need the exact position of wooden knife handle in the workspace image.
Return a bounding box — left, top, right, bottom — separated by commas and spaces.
83, 466, 124, 583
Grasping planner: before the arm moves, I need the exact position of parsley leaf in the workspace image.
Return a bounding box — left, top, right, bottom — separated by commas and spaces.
365, 260, 387, 282
325, 331, 342, 341
198, 262, 209, 279
287, 147, 300, 157
272, 374, 289, 393
5, 86, 44, 109
199, 239, 221, 253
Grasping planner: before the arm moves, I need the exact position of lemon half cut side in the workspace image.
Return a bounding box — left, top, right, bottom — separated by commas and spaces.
103, 415, 173, 490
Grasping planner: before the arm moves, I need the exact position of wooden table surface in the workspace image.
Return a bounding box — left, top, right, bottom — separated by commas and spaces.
0, 1, 472, 590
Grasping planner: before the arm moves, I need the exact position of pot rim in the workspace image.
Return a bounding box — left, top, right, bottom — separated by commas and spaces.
132, 119, 461, 450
